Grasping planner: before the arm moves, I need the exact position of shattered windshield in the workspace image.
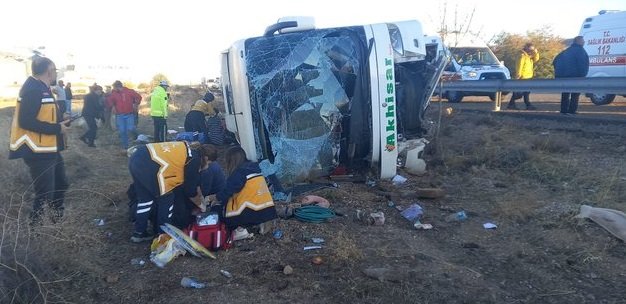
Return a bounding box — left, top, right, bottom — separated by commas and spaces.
245, 27, 367, 184
450, 47, 499, 65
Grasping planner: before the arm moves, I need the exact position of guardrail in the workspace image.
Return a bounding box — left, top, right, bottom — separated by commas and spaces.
439, 77, 626, 111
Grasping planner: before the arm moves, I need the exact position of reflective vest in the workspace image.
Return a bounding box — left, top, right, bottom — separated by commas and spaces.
9, 80, 60, 157
146, 141, 192, 195
150, 86, 168, 118
225, 173, 275, 218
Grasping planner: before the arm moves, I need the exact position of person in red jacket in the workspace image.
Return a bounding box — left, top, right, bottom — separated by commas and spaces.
106, 80, 142, 149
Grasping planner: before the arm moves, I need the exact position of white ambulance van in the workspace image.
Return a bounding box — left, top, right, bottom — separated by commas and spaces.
579, 10, 626, 105
439, 35, 511, 103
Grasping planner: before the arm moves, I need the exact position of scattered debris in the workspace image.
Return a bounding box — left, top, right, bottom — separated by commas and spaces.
400, 204, 424, 222
93, 218, 105, 226
130, 258, 146, 267
391, 175, 407, 185
180, 277, 206, 289
150, 236, 187, 268
445, 211, 468, 222
311, 256, 324, 265
576, 204, 626, 242
301, 195, 330, 208
273, 229, 283, 239
356, 210, 386, 226
483, 223, 498, 229
413, 221, 433, 230
369, 212, 385, 226
283, 265, 294, 275
304, 246, 323, 251
311, 237, 325, 244
220, 270, 233, 279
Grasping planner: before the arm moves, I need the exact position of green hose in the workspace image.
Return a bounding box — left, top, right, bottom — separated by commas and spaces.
293, 205, 336, 223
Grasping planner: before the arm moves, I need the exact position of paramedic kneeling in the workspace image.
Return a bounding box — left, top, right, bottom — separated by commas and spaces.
213, 146, 277, 229
128, 141, 212, 243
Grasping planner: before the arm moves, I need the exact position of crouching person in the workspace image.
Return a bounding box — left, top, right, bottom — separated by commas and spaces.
213, 146, 277, 230
128, 141, 211, 243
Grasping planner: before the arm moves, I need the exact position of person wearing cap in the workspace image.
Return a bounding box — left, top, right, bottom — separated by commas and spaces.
150, 80, 170, 142
183, 92, 216, 139
106, 80, 142, 149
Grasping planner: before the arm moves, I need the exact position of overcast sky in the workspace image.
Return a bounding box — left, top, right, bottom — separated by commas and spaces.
1, 0, 623, 84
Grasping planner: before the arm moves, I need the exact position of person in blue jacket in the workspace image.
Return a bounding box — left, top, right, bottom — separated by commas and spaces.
128, 141, 213, 242
213, 146, 277, 229
553, 36, 589, 115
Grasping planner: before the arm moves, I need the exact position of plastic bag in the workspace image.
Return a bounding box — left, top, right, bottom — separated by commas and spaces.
150, 234, 187, 268
576, 205, 626, 242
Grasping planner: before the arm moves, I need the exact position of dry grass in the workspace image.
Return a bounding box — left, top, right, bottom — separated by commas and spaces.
331, 230, 363, 262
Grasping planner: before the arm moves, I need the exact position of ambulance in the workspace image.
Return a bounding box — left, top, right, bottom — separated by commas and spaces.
219, 17, 447, 185
579, 10, 626, 105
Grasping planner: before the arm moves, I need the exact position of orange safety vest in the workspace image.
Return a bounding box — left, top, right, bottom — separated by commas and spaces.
146, 141, 192, 195
9, 96, 59, 155
225, 173, 275, 218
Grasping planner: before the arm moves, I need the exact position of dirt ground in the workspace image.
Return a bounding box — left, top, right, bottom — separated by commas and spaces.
1, 88, 626, 304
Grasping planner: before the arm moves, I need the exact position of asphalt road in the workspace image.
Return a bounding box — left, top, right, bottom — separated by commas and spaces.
431, 94, 626, 124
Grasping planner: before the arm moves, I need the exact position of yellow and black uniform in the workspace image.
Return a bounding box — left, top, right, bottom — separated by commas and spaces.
9, 76, 68, 221
129, 141, 201, 235
9, 76, 65, 158
216, 161, 277, 228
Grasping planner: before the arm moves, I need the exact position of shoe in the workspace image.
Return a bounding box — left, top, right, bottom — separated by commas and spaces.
525, 105, 537, 110
130, 231, 154, 243
79, 136, 89, 145
232, 227, 254, 241
88, 143, 96, 147
506, 104, 518, 110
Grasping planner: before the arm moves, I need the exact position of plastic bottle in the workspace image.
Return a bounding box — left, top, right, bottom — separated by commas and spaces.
180, 277, 206, 289
445, 211, 468, 222
220, 270, 233, 278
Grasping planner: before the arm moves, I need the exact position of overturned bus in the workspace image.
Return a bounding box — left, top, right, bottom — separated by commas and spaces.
220, 17, 447, 186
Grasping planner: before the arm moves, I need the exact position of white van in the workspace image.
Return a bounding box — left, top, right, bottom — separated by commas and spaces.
579, 10, 626, 105
437, 35, 511, 103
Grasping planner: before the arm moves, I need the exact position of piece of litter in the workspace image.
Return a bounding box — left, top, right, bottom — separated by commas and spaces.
219, 270, 233, 278
94, 219, 105, 226
414, 222, 433, 230
483, 223, 497, 229
311, 237, 325, 244
540, 131, 550, 135
392, 174, 407, 185
304, 246, 322, 251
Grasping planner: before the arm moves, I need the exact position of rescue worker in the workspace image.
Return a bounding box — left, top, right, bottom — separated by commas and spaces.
9, 56, 70, 224
213, 146, 277, 229
183, 92, 215, 138
508, 42, 539, 110
128, 141, 210, 242
150, 80, 169, 142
